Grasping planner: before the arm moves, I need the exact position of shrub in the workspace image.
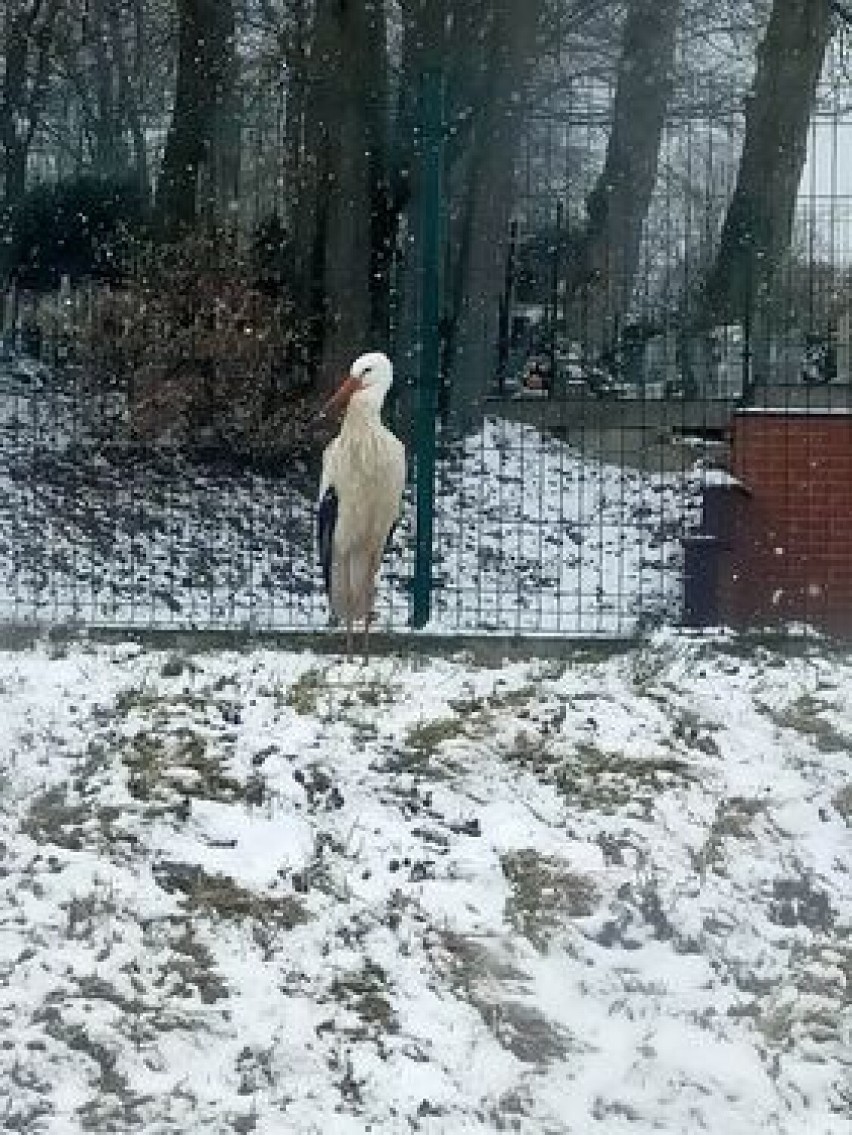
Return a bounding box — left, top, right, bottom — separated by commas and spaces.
6, 175, 145, 290
76, 233, 324, 468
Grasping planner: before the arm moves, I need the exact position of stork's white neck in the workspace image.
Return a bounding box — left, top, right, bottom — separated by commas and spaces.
341, 390, 386, 432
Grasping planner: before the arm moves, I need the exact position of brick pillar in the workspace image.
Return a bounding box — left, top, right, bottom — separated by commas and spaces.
718, 410, 852, 635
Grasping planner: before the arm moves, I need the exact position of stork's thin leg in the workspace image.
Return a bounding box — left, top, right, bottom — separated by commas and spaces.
363, 553, 381, 666
362, 613, 373, 665
341, 554, 354, 661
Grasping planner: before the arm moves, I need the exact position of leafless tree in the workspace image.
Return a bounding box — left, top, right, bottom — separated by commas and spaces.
701, 0, 833, 326
443, 0, 546, 427
157, 0, 238, 234
1, 1, 61, 214
554, 0, 682, 351
290, 0, 389, 388
3, 0, 846, 452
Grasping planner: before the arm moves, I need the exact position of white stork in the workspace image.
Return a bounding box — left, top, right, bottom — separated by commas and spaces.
317, 351, 405, 660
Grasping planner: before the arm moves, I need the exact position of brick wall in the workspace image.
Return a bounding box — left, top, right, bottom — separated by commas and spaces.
717, 410, 852, 635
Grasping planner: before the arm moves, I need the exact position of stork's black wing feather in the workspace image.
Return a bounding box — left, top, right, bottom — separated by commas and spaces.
384, 520, 398, 556
317, 486, 338, 596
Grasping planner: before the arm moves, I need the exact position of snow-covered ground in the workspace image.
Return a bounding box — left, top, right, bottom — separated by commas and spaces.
0, 354, 702, 635
0, 633, 849, 1133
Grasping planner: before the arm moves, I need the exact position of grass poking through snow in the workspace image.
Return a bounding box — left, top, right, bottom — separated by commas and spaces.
0, 634, 850, 1133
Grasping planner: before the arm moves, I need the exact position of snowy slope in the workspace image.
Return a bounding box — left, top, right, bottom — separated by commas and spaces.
0, 634, 849, 1133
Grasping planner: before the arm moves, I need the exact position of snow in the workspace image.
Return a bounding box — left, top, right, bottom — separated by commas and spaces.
738, 405, 852, 416
0, 355, 703, 635
1, 633, 850, 1133
701, 467, 746, 489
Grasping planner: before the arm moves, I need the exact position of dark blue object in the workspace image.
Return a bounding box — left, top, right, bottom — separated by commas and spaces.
317, 486, 338, 597
683, 536, 722, 627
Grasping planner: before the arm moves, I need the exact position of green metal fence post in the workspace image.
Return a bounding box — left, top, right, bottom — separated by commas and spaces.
412, 69, 444, 629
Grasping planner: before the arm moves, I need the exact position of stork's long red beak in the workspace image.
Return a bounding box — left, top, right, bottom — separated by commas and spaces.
319, 374, 363, 420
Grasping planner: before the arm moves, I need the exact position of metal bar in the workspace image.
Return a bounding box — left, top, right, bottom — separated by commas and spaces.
412, 68, 444, 630
549, 200, 562, 390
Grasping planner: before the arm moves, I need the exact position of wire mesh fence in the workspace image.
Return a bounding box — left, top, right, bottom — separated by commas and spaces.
0, 325, 414, 633
2, 68, 852, 639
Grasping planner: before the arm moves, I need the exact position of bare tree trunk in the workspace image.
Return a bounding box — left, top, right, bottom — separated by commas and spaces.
390, 0, 543, 433
206, 0, 240, 227
157, 0, 204, 231
701, 0, 832, 327
564, 0, 681, 348
132, 0, 149, 192
2, 8, 31, 216
295, 0, 388, 390
90, 0, 126, 177
318, 0, 376, 385
3, 144, 27, 208
384, 0, 435, 442
110, 0, 148, 199
366, 2, 392, 346
291, 0, 330, 376
282, 0, 307, 231
1, 1, 60, 275
157, 0, 237, 235
1, 2, 59, 203
445, 0, 543, 432
293, 0, 334, 378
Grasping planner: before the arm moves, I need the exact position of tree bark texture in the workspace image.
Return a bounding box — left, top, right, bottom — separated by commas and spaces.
701, 0, 832, 326
1, 1, 60, 277
443, 0, 544, 432
1, 1, 60, 210
110, 0, 149, 198
157, 0, 238, 235
295, 0, 389, 391
90, 0, 130, 178
564, 0, 681, 349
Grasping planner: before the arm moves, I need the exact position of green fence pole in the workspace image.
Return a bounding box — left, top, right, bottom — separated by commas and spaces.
412, 69, 444, 630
